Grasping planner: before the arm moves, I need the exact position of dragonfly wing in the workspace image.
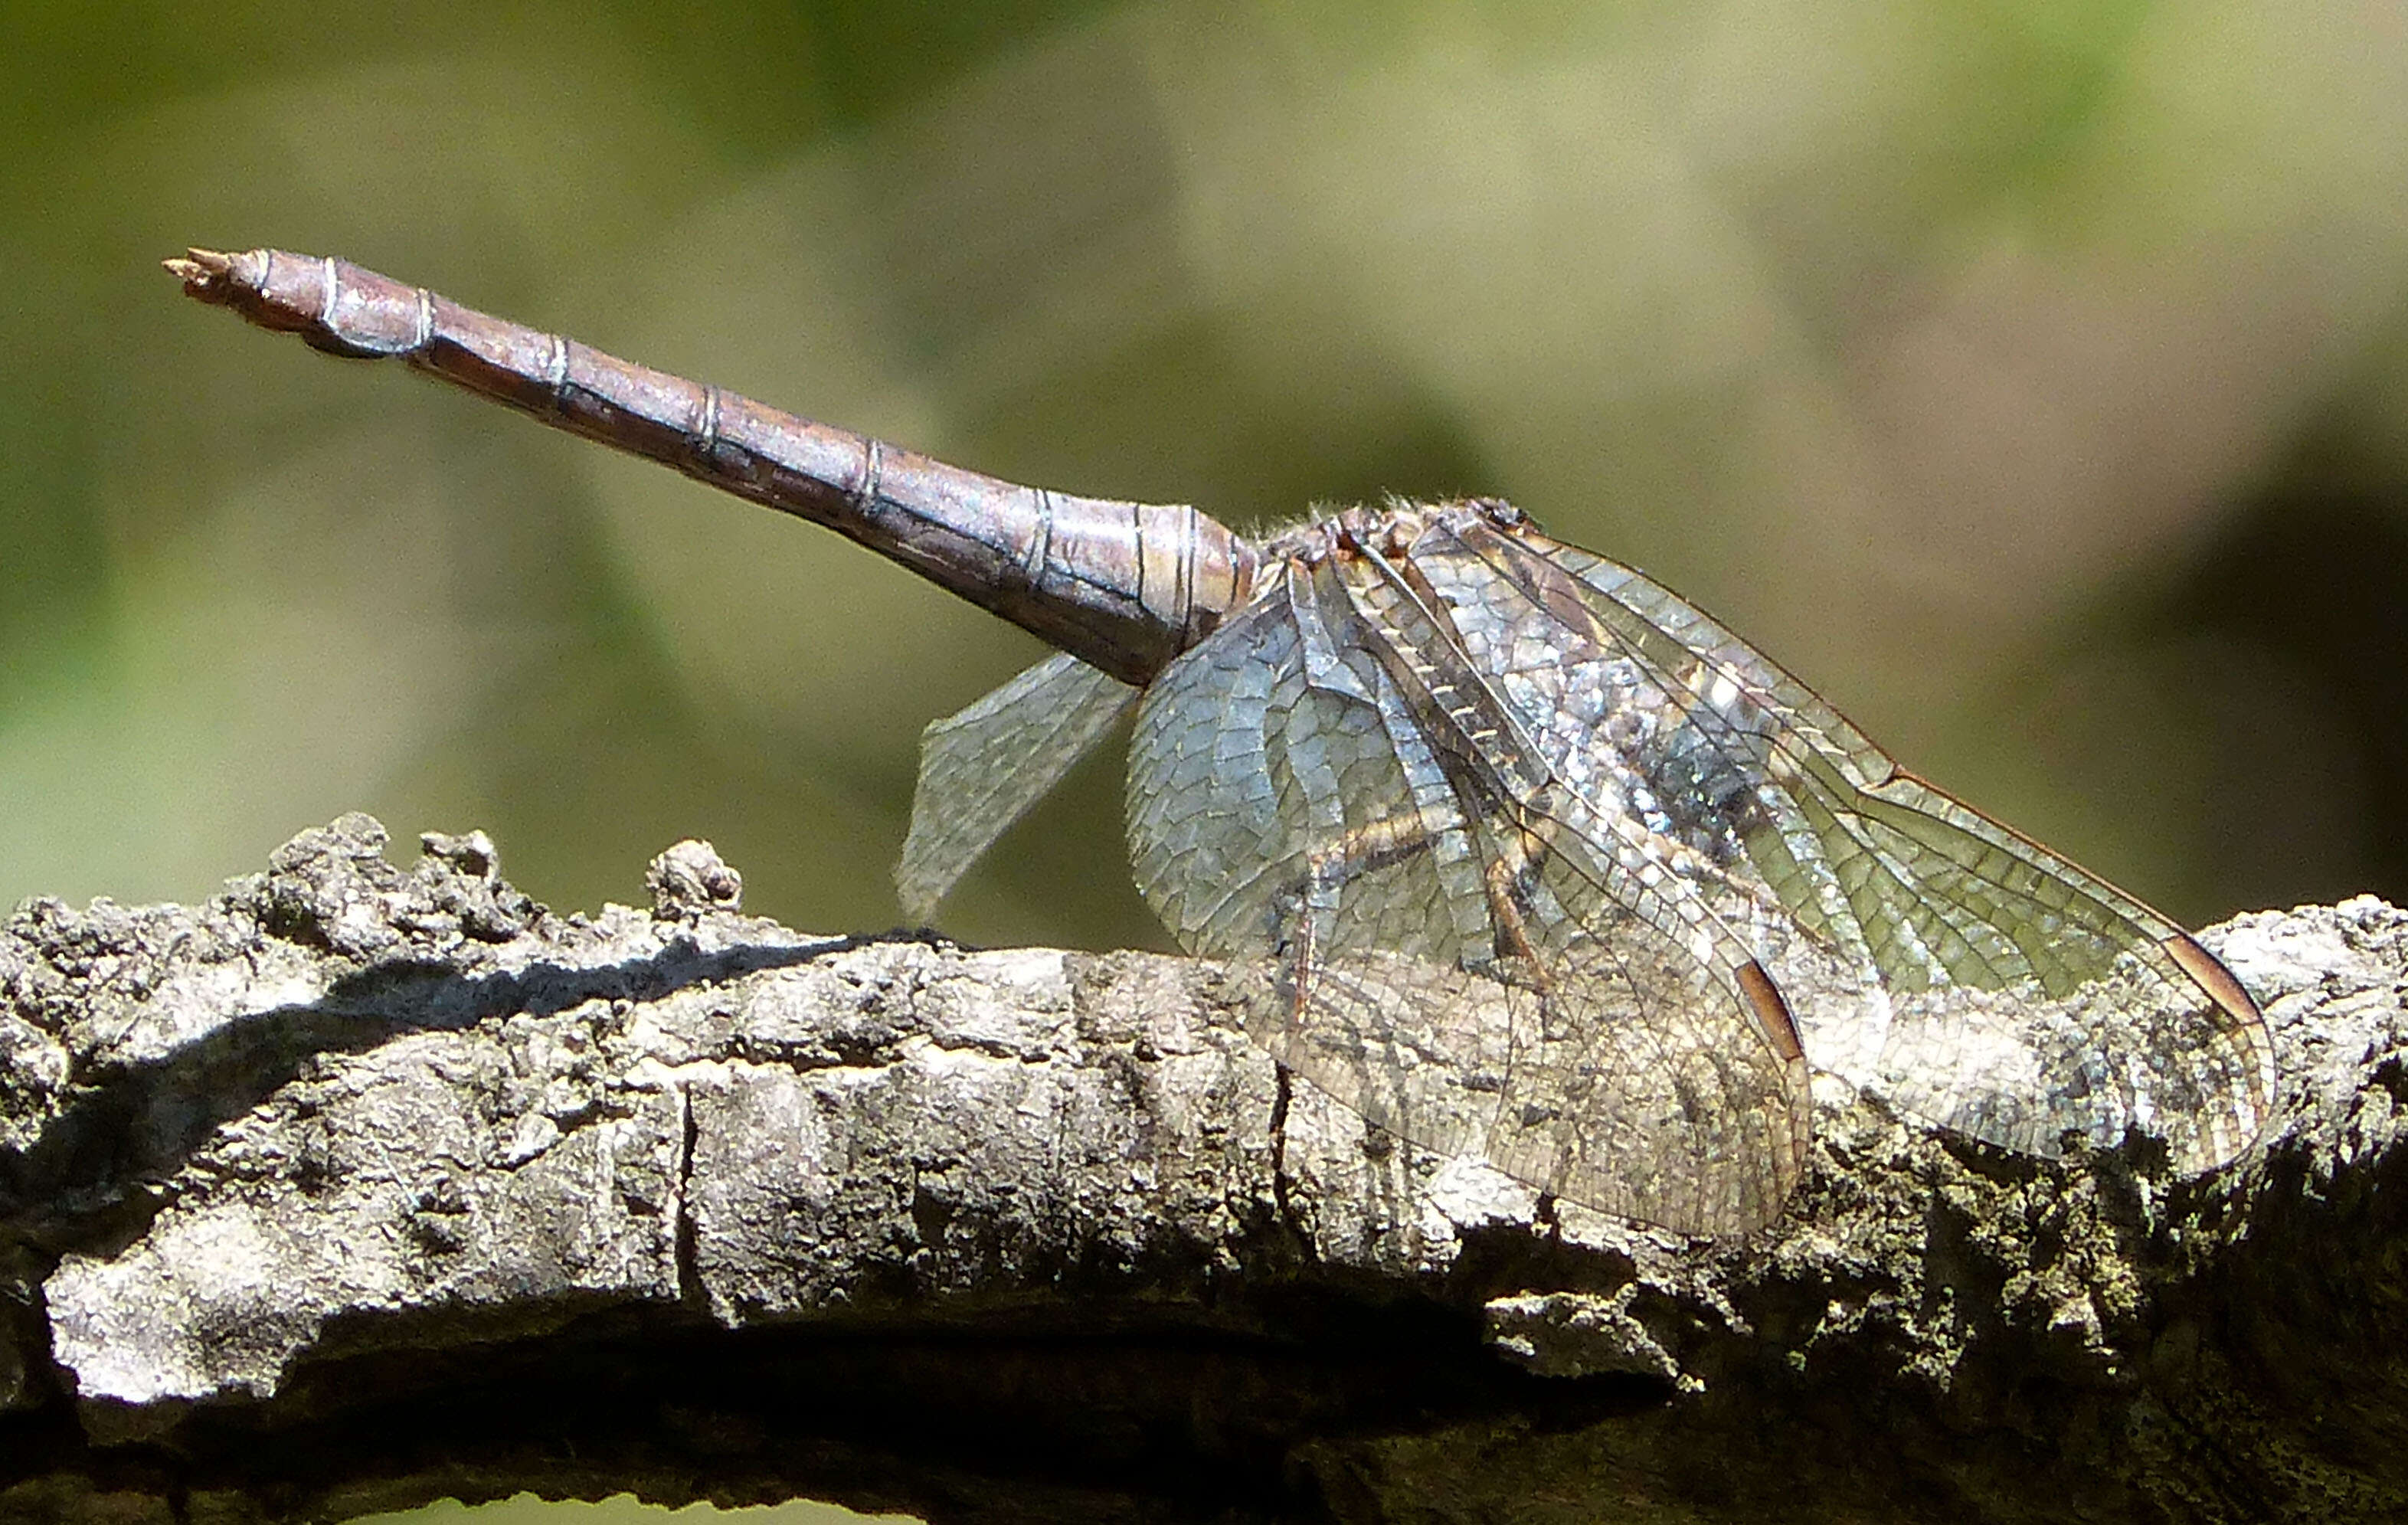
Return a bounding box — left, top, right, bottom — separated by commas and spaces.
1488, 828, 1808, 1232
1126, 584, 1484, 964
1438, 515, 2274, 1173
1251, 928, 1802, 1235
896, 651, 1137, 923
1128, 571, 1808, 1233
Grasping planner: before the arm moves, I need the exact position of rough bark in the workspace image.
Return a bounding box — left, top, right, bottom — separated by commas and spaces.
0, 814, 2400, 1525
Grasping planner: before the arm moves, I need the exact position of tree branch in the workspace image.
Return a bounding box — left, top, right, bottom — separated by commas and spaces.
2, 815, 2400, 1523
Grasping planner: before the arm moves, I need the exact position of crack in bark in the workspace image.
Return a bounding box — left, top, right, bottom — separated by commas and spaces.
672, 1080, 703, 1314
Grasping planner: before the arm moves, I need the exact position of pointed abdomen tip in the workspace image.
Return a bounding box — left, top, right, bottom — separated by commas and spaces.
165, 247, 245, 302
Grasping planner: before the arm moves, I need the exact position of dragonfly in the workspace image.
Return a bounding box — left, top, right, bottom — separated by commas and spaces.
168, 247, 2277, 1235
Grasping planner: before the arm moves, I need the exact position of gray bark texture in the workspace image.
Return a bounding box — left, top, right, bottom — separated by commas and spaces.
1, 813, 2401, 1525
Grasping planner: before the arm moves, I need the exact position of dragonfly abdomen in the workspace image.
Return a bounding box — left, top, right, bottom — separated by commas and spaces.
168, 247, 1255, 685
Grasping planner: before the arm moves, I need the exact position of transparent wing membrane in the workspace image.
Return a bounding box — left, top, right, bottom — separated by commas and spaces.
897, 653, 1137, 922
1462, 515, 2274, 1173
1126, 500, 2270, 1232
1129, 553, 1813, 1234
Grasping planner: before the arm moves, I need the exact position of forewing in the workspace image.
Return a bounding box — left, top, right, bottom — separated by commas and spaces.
1128, 567, 1808, 1233
1444, 519, 2274, 1172
896, 651, 1137, 923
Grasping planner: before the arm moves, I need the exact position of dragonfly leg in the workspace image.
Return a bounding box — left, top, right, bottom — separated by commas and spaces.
1278, 812, 1442, 1019
1477, 823, 1557, 995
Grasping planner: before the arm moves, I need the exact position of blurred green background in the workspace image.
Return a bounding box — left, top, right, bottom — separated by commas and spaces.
9, 0, 2408, 950
6, 0, 2408, 1516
